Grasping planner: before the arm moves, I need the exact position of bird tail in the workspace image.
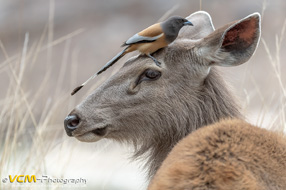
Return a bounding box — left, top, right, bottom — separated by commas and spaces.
71, 47, 128, 95
97, 46, 128, 75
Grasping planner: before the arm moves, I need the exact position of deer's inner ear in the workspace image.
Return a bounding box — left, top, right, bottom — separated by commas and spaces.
221, 18, 259, 52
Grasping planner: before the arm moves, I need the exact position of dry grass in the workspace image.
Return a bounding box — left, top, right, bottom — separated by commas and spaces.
260, 19, 286, 132
0, 28, 83, 189
245, 18, 286, 133
0, 1, 285, 190
0, 19, 144, 190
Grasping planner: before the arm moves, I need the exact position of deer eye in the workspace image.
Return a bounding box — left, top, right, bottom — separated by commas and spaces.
145, 69, 161, 79
136, 69, 161, 85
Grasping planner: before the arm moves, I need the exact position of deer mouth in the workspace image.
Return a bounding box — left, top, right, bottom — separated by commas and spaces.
91, 127, 108, 136
74, 126, 108, 142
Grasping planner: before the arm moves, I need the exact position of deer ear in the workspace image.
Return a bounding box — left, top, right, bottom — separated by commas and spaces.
178, 11, 215, 40
198, 12, 261, 67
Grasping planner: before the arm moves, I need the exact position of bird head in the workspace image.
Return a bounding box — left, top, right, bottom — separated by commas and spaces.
164, 16, 193, 28
161, 16, 193, 41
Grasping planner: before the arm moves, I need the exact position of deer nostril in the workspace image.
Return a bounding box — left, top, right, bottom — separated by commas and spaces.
64, 114, 81, 136
69, 117, 80, 127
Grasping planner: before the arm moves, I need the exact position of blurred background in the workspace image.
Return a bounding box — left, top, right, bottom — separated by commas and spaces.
0, 0, 285, 189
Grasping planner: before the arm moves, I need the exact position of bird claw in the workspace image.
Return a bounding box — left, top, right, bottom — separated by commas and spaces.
147, 54, 161, 67
154, 60, 161, 67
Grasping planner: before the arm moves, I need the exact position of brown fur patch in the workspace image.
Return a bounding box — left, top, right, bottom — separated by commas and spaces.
149, 119, 286, 190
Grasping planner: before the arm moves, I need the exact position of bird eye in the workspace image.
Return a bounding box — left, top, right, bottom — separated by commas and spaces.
136, 69, 161, 85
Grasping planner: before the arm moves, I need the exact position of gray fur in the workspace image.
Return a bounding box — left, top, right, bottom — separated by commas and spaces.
67, 11, 260, 179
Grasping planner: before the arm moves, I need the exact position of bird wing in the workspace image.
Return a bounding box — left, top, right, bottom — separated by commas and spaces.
125, 33, 163, 45
123, 23, 164, 46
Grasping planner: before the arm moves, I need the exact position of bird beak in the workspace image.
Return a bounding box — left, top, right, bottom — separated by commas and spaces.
183, 21, 193, 26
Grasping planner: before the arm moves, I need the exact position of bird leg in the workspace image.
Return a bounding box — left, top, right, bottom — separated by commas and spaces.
147, 53, 161, 67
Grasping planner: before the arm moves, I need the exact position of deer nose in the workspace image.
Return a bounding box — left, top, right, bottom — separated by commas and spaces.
64, 114, 80, 136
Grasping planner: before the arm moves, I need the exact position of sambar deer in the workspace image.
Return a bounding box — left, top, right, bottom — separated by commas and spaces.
64, 11, 266, 180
